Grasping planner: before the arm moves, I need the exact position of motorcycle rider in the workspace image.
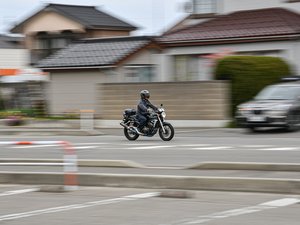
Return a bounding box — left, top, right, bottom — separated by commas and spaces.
137, 90, 157, 133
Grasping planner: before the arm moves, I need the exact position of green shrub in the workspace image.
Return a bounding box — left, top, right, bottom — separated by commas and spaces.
215, 56, 291, 116
0, 109, 35, 118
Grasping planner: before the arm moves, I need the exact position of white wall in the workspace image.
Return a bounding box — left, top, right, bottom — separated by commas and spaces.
49, 71, 105, 114
158, 40, 300, 81
0, 49, 29, 68
220, 0, 300, 14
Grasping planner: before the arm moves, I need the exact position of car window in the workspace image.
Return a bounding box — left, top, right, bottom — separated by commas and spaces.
255, 85, 300, 100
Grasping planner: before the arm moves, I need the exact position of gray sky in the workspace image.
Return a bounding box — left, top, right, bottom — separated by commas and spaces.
0, 0, 188, 35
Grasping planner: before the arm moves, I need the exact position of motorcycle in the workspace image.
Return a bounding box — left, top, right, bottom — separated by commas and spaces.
120, 104, 175, 141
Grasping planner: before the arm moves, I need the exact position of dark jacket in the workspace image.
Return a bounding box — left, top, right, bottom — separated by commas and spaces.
137, 98, 157, 117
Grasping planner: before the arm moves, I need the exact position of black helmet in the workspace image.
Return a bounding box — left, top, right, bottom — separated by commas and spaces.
140, 90, 150, 99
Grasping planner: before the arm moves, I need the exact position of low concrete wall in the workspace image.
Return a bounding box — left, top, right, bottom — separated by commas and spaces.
97, 81, 230, 120
1, 172, 300, 195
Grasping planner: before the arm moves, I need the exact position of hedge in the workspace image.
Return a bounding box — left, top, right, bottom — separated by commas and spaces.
215, 56, 291, 116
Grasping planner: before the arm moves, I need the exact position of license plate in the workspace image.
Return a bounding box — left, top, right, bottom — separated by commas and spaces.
248, 116, 266, 122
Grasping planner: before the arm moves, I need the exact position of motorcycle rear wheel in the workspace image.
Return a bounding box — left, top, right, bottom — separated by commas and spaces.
124, 128, 139, 141
159, 123, 174, 141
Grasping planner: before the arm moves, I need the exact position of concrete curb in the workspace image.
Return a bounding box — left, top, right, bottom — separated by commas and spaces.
187, 162, 300, 171
1, 160, 300, 194
0, 172, 300, 195
2, 159, 300, 171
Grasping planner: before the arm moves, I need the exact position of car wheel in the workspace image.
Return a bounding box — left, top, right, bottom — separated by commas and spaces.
286, 113, 300, 132
247, 126, 258, 132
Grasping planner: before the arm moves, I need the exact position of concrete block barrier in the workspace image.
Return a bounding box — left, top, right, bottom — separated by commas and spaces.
79, 174, 300, 194
1, 172, 300, 195
0, 172, 63, 185
187, 162, 300, 171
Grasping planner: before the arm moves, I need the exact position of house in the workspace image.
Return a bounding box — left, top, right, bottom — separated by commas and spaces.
156, 7, 300, 81
36, 36, 162, 116
0, 34, 49, 111
26, 1, 300, 126
0, 34, 27, 69
10, 3, 137, 64
169, 0, 300, 33
34, 2, 300, 125
35, 35, 230, 125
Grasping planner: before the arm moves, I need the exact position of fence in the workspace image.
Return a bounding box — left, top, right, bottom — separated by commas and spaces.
0, 141, 78, 191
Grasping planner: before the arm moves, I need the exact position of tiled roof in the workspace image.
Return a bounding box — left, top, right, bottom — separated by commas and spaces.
11, 3, 137, 33
36, 36, 153, 69
158, 8, 300, 44
47, 4, 137, 30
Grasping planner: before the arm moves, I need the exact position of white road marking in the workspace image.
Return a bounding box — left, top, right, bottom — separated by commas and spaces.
261, 198, 300, 207
0, 192, 159, 222
0, 188, 39, 197
130, 146, 173, 150
179, 144, 212, 147
192, 146, 233, 150
0, 163, 70, 166
73, 146, 98, 150
11, 144, 58, 149
74, 143, 108, 145
5, 142, 300, 152
240, 145, 273, 148
257, 147, 299, 151
166, 198, 300, 225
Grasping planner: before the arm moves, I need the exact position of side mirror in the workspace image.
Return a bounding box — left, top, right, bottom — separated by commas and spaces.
160, 104, 163, 107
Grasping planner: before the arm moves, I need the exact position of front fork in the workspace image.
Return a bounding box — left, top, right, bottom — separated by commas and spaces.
157, 116, 166, 133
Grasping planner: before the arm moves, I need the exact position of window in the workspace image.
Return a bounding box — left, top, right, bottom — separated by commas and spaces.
124, 66, 155, 82
37, 38, 50, 49
193, 0, 216, 15
174, 55, 200, 81
236, 50, 281, 58
35, 30, 75, 50
174, 54, 214, 81
51, 38, 68, 49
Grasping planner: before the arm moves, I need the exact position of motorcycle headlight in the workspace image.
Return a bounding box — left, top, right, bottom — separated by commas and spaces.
162, 112, 166, 118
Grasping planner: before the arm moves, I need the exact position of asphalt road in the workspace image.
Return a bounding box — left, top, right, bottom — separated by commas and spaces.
0, 184, 299, 225
1, 128, 300, 224
0, 128, 300, 180
1, 128, 300, 167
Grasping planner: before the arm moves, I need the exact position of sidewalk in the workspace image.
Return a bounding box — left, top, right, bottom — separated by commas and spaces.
0, 119, 104, 136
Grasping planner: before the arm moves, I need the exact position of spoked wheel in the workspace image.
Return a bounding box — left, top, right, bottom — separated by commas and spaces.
159, 123, 174, 141
124, 127, 139, 141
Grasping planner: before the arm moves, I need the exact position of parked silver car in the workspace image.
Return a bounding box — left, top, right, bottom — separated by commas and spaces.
235, 81, 300, 131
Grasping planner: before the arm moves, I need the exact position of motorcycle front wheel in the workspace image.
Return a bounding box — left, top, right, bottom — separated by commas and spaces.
124, 128, 139, 141
159, 123, 174, 141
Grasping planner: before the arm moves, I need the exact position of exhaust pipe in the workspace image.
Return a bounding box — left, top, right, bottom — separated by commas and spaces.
120, 122, 143, 135
120, 122, 130, 129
